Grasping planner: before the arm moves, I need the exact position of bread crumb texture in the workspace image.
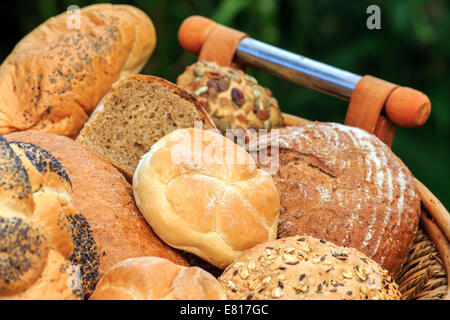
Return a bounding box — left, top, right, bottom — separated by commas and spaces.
77, 74, 216, 179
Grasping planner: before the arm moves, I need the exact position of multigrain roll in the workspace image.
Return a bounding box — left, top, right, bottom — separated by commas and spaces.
133, 128, 281, 269
5, 131, 189, 278
218, 236, 401, 300
90, 257, 226, 300
0, 4, 156, 137
77, 74, 217, 180
0, 135, 99, 299
248, 123, 421, 276
177, 60, 284, 132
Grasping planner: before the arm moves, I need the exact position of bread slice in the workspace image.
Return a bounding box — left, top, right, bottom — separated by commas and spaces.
77, 74, 217, 180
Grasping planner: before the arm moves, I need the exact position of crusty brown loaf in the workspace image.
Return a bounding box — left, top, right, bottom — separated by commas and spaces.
133, 128, 281, 269
0, 135, 99, 299
0, 4, 156, 138
219, 236, 401, 300
5, 131, 189, 278
77, 74, 217, 180
177, 60, 284, 132
248, 123, 421, 276
90, 257, 226, 300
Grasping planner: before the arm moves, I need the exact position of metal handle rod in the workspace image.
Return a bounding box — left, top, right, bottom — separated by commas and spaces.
235, 38, 362, 100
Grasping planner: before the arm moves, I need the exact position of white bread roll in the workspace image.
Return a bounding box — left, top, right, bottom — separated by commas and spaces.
89, 257, 225, 300
133, 128, 280, 269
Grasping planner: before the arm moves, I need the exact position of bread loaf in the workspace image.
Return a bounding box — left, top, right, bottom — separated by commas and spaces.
5, 131, 189, 278
133, 128, 281, 269
177, 60, 284, 132
90, 257, 226, 300
77, 74, 217, 180
0, 4, 156, 138
0, 135, 99, 299
218, 236, 401, 300
248, 123, 421, 276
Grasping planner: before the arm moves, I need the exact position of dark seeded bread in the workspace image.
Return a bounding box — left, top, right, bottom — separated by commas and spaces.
76, 74, 217, 180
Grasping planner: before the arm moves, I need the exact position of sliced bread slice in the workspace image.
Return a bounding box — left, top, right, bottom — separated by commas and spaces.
76, 74, 217, 180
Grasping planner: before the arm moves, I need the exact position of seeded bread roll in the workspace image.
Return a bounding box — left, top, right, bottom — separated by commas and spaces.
77, 74, 217, 180
177, 60, 283, 132
133, 128, 281, 269
218, 236, 401, 300
0, 4, 156, 137
0, 135, 99, 299
90, 257, 226, 300
248, 123, 421, 276
5, 131, 189, 278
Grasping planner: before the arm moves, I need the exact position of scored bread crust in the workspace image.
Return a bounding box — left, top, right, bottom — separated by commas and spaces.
218, 236, 401, 300
5, 131, 189, 278
89, 257, 226, 300
133, 128, 280, 270
0, 4, 156, 138
249, 123, 421, 276
77, 74, 217, 180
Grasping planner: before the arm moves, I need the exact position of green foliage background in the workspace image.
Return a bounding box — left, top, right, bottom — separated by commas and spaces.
1, 0, 449, 208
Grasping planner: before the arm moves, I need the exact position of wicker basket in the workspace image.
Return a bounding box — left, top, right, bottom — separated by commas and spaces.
177, 15, 450, 300
282, 114, 450, 300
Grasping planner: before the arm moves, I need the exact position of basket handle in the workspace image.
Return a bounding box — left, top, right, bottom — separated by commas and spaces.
178, 15, 431, 146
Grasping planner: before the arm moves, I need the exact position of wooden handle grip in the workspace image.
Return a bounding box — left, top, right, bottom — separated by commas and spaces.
178, 16, 217, 55
385, 87, 431, 128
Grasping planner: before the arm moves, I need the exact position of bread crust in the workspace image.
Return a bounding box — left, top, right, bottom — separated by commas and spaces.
89, 256, 226, 300
5, 131, 189, 278
0, 4, 156, 138
219, 236, 401, 300
0, 134, 99, 299
133, 128, 280, 269
177, 60, 284, 132
249, 123, 421, 276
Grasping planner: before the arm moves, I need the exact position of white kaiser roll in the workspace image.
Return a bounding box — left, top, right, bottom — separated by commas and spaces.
132, 128, 281, 269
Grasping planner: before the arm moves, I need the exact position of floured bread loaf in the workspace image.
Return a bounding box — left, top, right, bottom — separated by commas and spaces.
249, 123, 421, 276
77, 74, 216, 180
